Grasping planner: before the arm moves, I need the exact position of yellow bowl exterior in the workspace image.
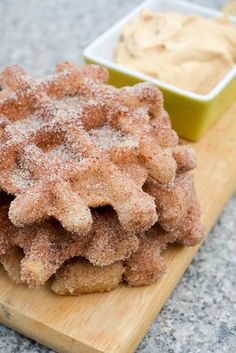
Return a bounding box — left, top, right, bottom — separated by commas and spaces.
84, 58, 236, 141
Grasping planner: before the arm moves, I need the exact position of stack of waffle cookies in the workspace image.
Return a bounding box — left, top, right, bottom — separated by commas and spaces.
0, 62, 204, 295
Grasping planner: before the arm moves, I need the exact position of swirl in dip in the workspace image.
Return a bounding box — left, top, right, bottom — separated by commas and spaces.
115, 9, 236, 95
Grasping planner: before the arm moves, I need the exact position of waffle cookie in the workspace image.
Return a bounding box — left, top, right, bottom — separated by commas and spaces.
0, 195, 140, 288
0, 62, 180, 236
0, 162, 203, 295
0, 62, 204, 296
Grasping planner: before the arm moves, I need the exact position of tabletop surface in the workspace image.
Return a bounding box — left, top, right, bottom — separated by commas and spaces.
0, 1, 235, 353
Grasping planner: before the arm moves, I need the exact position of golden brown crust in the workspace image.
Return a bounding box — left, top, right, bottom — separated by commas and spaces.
0, 247, 24, 284
51, 259, 124, 295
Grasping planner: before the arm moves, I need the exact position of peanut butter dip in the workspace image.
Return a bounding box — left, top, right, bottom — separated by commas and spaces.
115, 9, 236, 95
223, 0, 236, 16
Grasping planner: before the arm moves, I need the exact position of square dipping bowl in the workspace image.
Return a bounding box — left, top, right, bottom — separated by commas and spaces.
83, 0, 236, 141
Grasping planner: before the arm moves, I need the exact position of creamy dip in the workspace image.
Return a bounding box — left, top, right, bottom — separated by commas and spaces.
223, 0, 236, 16
115, 9, 236, 95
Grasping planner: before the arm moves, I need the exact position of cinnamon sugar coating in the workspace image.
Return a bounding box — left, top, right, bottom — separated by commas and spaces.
0, 142, 204, 294
144, 173, 193, 232
51, 146, 204, 292
173, 145, 197, 172
124, 183, 204, 287
0, 62, 204, 296
52, 183, 204, 293
0, 161, 204, 293
0, 62, 180, 235
0, 197, 139, 288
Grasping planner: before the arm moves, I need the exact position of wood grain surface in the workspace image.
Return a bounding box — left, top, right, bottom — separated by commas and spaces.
0, 103, 236, 353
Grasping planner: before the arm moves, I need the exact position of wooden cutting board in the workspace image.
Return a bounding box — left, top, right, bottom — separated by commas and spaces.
0, 103, 236, 353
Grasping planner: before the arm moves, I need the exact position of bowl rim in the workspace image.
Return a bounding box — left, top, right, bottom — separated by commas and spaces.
83, 0, 236, 103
